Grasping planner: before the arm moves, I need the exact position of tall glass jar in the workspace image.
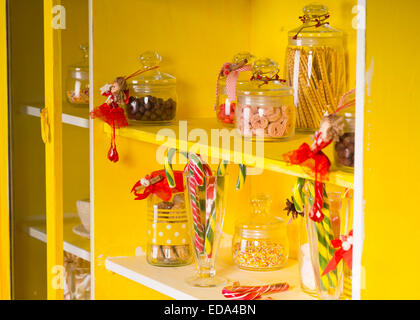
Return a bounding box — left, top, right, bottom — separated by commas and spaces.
66, 44, 89, 106
126, 51, 177, 125
216, 52, 254, 126
285, 3, 346, 132
303, 183, 349, 300
334, 105, 355, 172
146, 190, 192, 267
235, 58, 296, 141
232, 194, 289, 271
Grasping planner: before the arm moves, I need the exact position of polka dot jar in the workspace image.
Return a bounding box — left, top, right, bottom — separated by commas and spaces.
146, 192, 192, 267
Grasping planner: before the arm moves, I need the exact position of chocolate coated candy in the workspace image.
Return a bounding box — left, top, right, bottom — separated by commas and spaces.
126, 95, 176, 121
335, 132, 355, 167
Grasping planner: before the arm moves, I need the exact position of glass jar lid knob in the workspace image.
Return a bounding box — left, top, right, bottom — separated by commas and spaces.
303, 2, 329, 19
139, 51, 162, 69
252, 58, 279, 78
232, 51, 255, 64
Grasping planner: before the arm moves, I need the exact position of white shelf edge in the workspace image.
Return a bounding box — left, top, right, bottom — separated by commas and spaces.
22, 105, 89, 129
25, 224, 91, 261
105, 257, 197, 300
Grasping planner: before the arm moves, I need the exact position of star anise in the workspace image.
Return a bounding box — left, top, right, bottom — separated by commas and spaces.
284, 197, 303, 219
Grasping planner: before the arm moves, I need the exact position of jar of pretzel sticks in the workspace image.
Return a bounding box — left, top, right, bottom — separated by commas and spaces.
285, 3, 347, 132
235, 58, 296, 141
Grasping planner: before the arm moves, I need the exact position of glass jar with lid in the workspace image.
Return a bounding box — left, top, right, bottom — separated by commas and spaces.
216, 52, 254, 126
334, 93, 355, 172
66, 44, 89, 106
126, 51, 177, 125
285, 3, 347, 132
232, 194, 289, 271
235, 58, 296, 141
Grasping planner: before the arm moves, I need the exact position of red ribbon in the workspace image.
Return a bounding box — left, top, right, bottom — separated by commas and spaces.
283, 132, 332, 222
90, 90, 129, 163
131, 170, 184, 202
322, 230, 353, 276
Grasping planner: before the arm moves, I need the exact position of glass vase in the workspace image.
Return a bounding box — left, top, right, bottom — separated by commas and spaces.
184, 172, 229, 287
303, 185, 346, 300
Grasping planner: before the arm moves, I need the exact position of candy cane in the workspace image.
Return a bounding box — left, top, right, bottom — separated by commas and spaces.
222, 282, 290, 300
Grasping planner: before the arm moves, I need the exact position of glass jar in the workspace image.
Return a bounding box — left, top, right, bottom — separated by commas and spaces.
298, 215, 317, 296
232, 194, 289, 271
66, 44, 89, 106
216, 52, 254, 126
285, 3, 346, 132
126, 51, 177, 125
236, 58, 296, 141
146, 191, 192, 267
334, 105, 355, 172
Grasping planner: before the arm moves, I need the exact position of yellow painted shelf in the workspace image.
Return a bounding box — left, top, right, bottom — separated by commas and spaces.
105, 118, 354, 189
23, 215, 90, 261
105, 244, 315, 300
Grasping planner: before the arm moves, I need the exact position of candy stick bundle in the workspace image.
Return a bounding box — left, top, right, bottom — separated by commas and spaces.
222, 282, 290, 300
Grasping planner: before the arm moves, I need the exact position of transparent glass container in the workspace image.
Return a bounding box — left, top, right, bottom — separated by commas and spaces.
285, 3, 346, 132
66, 44, 89, 106
232, 194, 289, 271
236, 58, 296, 141
146, 191, 192, 267
184, 172, 229, 287
303, 184, 346, 300
216, 52, 254, 126
126, 51, 177, 125
334, 105, 355, 172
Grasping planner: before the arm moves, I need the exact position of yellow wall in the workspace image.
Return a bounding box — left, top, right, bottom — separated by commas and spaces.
92, 0, 356, 299
361, 0, 420, 299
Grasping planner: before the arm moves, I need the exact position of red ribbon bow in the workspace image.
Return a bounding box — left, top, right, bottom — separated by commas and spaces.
283, 132, 332, 222
322, 230, 353, 276
131, 170, 184, 202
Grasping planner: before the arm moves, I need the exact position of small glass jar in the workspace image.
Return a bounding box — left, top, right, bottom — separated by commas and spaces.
66, 44, 89, 106
146, 191, 192, 267
126, 51, 177, 125
232, 194, 289, 271
216, 52, 254, 126
334, 105, 355, 172
235, 58, 296, 141
285, 3, 347, 132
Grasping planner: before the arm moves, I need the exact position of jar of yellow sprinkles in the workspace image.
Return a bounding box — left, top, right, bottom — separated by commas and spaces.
232, 194, 289, 271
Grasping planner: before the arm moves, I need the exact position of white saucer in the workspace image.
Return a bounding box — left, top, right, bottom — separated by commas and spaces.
73, 224, 90, 239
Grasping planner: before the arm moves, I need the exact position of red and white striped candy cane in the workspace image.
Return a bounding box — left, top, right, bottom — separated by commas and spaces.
222, 282, 290, 300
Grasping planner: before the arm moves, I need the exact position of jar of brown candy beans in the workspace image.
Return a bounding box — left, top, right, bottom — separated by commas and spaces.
334, 106, 355, 172
235, 58, 296, 141
126, 51, 177, 125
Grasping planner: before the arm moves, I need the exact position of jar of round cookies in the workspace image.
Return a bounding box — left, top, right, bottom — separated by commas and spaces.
126, 51, 177, 125
235, 58, 296, 141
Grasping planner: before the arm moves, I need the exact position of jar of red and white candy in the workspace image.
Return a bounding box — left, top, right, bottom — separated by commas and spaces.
215, 52, 254, 126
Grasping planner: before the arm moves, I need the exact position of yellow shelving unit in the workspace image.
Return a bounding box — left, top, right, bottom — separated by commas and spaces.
104, 118, 354, 189
6, 0, 420, 301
